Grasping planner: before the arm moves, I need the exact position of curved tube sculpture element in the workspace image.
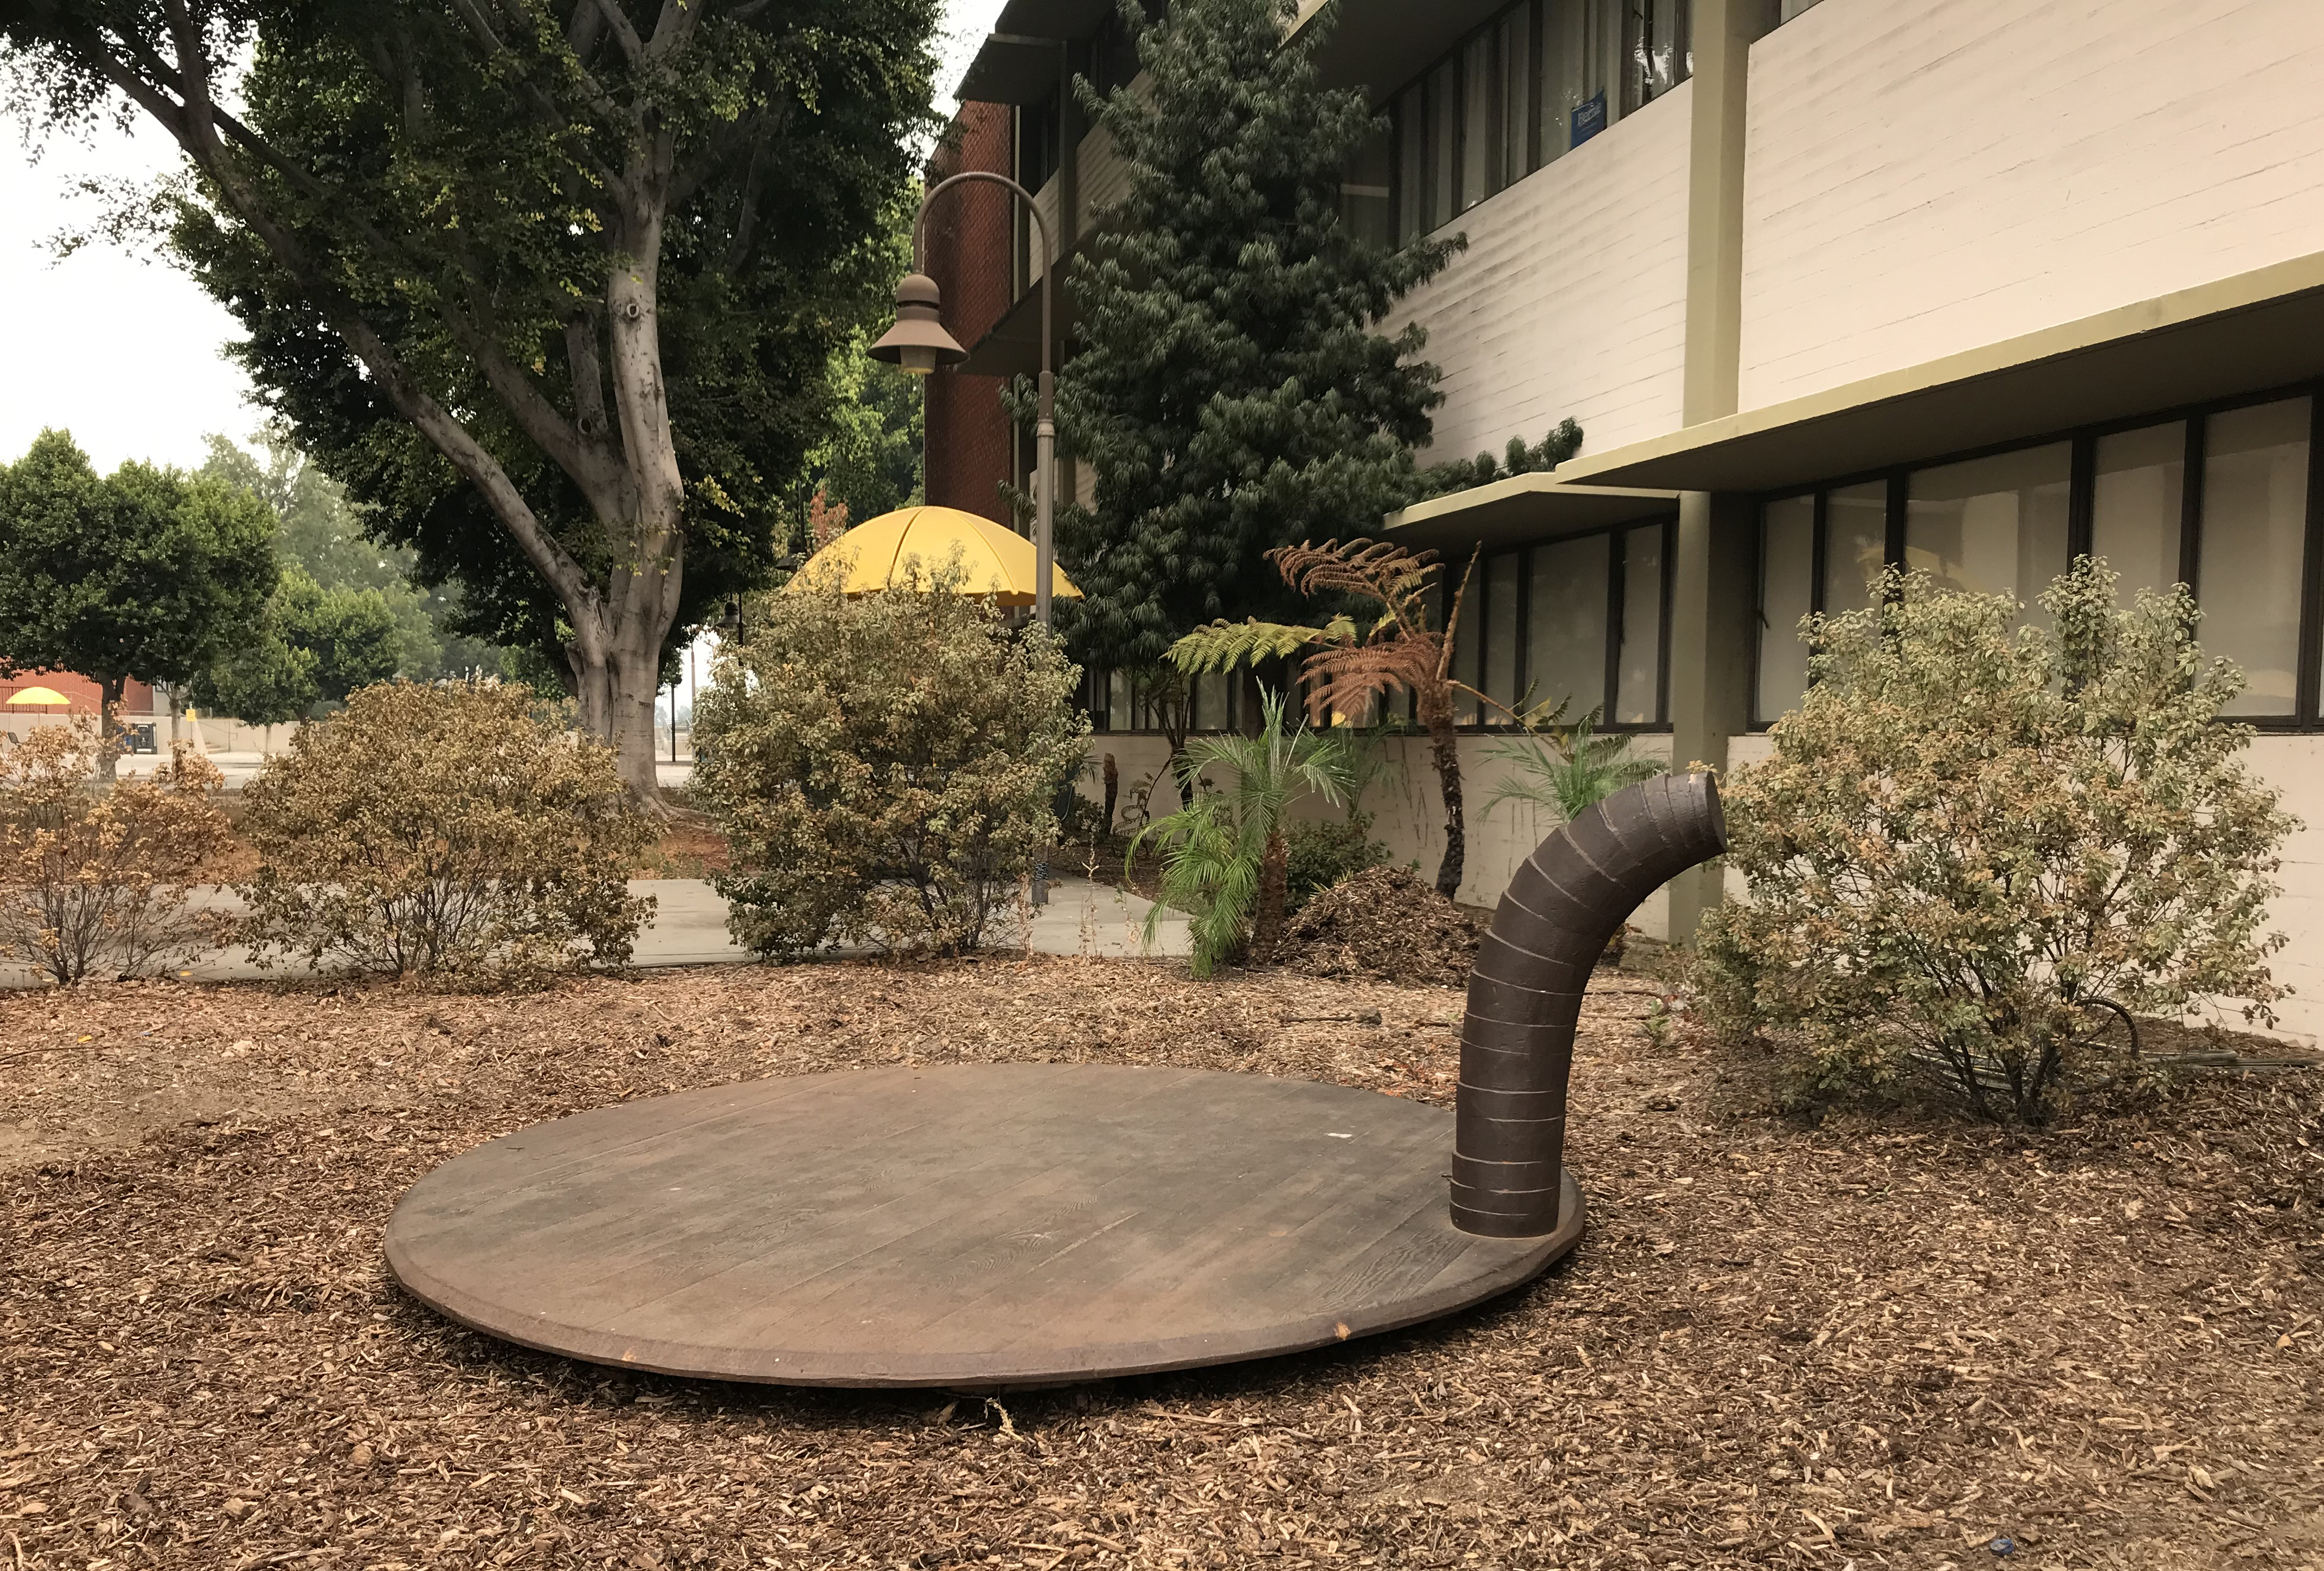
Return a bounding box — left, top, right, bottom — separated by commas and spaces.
1452, 772, 1728, 1237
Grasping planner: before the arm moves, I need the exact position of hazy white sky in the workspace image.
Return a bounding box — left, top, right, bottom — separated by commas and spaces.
0, 2, 1009, 477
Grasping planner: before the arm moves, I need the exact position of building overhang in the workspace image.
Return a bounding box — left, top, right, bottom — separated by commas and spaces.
955, 0, 1115, 104
1383, 473, 1681, 553
1556, 250, 2324, 495
1291, 0, 1511, 102
955, 262, 1086, 381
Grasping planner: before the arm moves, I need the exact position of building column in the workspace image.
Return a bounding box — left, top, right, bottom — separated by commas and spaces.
1665, 490, 1757, 941
1667, 0, 1774, 942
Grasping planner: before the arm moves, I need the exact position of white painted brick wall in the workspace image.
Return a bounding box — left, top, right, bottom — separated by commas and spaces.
1741, 0, 2324, 409
1380, 85, 1693, 465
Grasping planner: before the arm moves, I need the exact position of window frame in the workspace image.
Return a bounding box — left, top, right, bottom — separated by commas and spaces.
1748, 378, 2324, 730
1456, 513, 1678, 733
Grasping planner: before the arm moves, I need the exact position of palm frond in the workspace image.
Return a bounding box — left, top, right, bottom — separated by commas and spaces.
1481, 708, 1664, 823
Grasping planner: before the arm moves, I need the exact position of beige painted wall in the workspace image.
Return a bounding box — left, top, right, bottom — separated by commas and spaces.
1380, 83, 1693, 467
1738, 0, 2324, 410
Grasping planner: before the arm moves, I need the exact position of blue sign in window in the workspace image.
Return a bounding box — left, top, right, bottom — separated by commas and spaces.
1571, 90, 1607, 147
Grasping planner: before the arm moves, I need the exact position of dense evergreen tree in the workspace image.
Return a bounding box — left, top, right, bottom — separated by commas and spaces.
1049, 0, 1460, 674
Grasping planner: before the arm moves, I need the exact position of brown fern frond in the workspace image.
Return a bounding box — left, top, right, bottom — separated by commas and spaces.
1267, 538, 1443, 633
1293, 634, 1447, 724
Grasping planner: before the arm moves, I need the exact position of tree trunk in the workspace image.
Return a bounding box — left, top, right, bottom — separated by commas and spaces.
1427, 711, 1465, 901
1102, 753, 1119, 834
1251, 828, 1292, 961
95, 673, 129, 784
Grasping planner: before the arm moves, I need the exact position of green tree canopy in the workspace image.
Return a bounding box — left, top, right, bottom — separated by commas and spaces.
197, 431, 512, 683
2, 0, 940, 797
192, 567, 407, 725
1051, 0, 1459, 673
0, 431, 277, 769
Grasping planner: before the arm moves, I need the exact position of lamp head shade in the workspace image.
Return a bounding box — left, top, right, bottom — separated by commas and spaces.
869, 273, 967, 377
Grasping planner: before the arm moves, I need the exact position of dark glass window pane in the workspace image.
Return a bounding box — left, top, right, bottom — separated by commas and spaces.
1526, 532, 1612, 718
1906, 442, 2072, 632
1615, 525, 1663, 723
1397, 82, 1427, 243
2201, 397, 2310, 718
1460, 32, 1494, 210
1500, 5, 1530, 187
1429, 59, 1458, 232
2091, 422, 2187, 602
1450, 572, 1482, 724
1341, 122, 1394, 249
1757, 494, 1815, 722
1823, 481, 1889, 616
1484, 552, 1521, 716
1625, 0, 1689, 113
1108, 669, 1131, 733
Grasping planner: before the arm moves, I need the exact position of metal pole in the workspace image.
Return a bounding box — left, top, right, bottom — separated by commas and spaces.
910, 171, 1057, 625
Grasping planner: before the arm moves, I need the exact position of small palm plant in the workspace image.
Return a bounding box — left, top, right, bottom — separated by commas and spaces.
1483, 705, 1664, 824
1128, 689, 1356, 975
1167, 537, 1521, 902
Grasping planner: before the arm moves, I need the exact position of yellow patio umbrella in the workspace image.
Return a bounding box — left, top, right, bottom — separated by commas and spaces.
2, 685, 71, 708
785, 505, 1080, 608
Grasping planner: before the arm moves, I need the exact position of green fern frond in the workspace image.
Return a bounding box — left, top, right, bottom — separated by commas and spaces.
1167, 619, 1334, 675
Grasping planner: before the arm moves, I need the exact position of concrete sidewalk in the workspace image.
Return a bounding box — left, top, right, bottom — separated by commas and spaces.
0, 876, 1189, 987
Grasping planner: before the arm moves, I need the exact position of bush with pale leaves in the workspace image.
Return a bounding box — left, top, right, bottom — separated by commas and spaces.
1697, 558, 2293, 1123
239, 682, 653, 978
0, 723, 235, 984
694, 569, 1088, 959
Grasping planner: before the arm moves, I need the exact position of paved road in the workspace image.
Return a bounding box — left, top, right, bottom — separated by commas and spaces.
0, 876, 1190, 988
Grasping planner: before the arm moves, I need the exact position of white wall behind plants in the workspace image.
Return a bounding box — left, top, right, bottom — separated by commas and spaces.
1739, 0, 2324, 410
1075, 730, 1677, 936
1378, 82, 1693, 467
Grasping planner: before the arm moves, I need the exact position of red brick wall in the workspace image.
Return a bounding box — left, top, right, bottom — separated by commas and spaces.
1, 670, 156, 717
923, 100, 1017, 527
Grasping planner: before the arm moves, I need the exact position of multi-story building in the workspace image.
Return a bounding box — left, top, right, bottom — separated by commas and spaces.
929, 0, 2324, 1037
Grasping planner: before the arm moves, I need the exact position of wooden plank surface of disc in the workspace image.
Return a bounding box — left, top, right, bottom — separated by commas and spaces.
384, 1063, 1582, 1387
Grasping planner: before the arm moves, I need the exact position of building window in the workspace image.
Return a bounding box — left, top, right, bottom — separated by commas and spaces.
1623, 0, 1690, 115
1390, 0, 1690, 245
2200, 398, 2310, 719
2091, 421, 2187, 602
1443, 519, 1672, 729
1755, 494, 1816, 721
1615, 522, 1666, 723
1779, 0, 1827, 20
1823, 481, 1888, 618
1905, 442, 2072, 634
1752, 387, 2324, 730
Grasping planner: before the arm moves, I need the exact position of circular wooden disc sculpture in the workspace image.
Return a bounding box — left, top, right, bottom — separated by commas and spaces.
385, 773, 1725, 1387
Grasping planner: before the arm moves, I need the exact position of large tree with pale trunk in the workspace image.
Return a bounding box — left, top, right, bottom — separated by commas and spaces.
0, 0, 939, 797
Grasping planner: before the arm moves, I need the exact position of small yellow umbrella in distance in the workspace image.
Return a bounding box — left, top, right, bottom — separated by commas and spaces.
2, 686, 72, 707
785, 505, 1080, 608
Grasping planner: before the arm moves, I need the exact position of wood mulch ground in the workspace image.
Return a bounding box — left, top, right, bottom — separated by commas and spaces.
2, 959, 2320, 1570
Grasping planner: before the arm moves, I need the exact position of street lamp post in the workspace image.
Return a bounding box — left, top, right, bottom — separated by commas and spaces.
869, 171, 1058, 626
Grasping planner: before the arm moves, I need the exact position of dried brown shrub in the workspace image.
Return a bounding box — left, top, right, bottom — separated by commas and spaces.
0, 722, 235, 984
1279, 863, 1480, 988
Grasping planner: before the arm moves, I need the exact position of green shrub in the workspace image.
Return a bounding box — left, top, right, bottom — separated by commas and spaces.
1697, 558, 2293, 1123
693, 571, 1089, 959
239, 681, 653, 978
1285, 814, 1388, 913
1129, 690, 1356, 975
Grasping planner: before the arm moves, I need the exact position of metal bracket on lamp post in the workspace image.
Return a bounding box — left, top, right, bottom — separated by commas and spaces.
870, 170, 1058, 628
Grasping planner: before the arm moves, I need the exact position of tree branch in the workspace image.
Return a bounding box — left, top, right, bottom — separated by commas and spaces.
588, 0, 647, 65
